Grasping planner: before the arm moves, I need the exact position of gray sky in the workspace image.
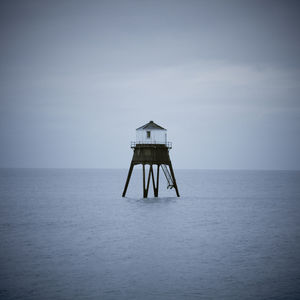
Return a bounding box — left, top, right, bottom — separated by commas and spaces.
1, 0, 300, 169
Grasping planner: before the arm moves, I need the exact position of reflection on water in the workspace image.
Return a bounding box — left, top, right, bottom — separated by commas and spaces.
127, 196, 178, 204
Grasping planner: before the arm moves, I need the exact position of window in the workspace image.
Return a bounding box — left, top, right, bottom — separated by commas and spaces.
147, 131, 151, 139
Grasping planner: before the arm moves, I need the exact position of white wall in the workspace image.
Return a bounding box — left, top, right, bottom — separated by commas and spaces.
136, 129, 167, 144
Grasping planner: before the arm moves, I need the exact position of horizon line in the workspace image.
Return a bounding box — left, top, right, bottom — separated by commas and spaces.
0, 167, 299, 172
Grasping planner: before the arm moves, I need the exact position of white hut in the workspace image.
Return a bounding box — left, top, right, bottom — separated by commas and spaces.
136, 120, 167, 145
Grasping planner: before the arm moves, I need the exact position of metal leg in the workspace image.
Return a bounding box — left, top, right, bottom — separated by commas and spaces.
122, 162, 134, 197
145, 165, 152, 198
155, 164, 160, 197
143, 164, 146, 198
151, 164, 156, 197
168, 162, 180, 197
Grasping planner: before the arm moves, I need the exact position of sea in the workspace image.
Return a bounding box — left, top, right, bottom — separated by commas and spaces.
0, 168, 300, 300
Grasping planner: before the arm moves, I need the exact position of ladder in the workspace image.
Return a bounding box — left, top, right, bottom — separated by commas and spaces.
161, 164, 174, 189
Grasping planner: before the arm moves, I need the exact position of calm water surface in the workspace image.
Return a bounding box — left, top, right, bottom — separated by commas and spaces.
0, 169, 300, 299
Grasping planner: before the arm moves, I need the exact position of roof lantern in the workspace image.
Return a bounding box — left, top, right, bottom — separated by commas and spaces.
135, 120, 167, 145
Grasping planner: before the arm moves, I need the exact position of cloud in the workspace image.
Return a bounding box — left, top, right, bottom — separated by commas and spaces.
0, 0, 299, 168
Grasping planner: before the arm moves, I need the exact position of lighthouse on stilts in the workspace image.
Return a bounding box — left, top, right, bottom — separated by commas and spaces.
122, 121, 180, 198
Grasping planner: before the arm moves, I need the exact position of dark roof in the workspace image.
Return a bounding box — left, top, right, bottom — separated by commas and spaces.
136, 120, 166, 131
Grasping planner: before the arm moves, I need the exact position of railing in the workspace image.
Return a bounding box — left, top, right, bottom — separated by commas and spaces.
131, 141, 172, 149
